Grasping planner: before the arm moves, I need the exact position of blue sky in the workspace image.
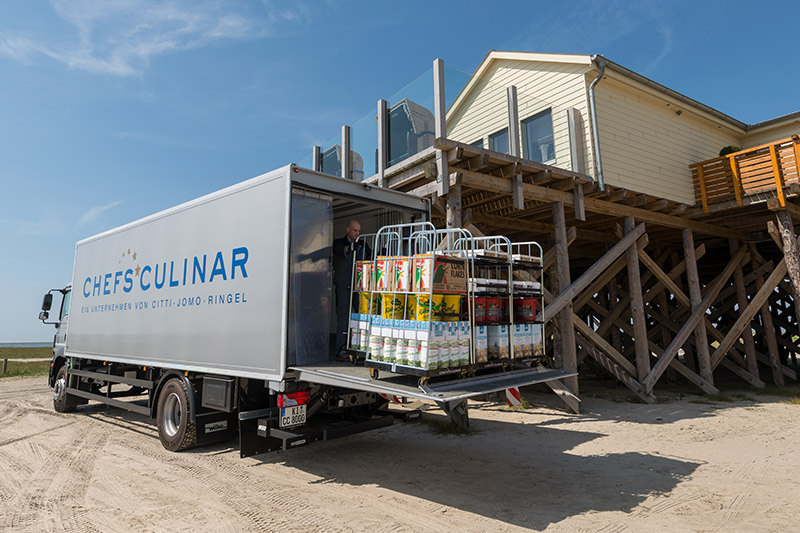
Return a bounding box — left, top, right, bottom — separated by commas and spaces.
3, 0, 799, 342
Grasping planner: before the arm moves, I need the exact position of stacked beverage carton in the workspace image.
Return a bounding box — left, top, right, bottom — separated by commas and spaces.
351, 253, 471, 370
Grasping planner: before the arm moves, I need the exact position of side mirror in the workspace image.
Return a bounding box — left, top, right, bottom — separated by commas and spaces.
39, 311, 50, 321
41, 293, 53, 311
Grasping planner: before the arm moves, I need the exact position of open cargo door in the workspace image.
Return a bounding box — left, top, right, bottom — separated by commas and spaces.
290, 363, 577, 428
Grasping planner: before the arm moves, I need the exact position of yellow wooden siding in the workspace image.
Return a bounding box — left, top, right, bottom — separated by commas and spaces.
447, 59, 593, 174
744, 120, 800, 149
592, 76, 743, 204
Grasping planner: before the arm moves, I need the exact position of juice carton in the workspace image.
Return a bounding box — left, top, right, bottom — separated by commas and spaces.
355, 261, 372, 292
374, 257, 394, 291
475, 325, 488, 363
531, 323, 543, 355
487, 325, 510, 360
393, 257, 411, 292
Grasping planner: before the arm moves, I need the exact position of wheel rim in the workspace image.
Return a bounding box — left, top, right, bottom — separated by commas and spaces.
162, 392, 182, 438
53, 375, 65, 402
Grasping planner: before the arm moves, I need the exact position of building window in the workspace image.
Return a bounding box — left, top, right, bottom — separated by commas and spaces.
489, 128, 509, 154
522, 109, 555, 163
470, 138, 484, 149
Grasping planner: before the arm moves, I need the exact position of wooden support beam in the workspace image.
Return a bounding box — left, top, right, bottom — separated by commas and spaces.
446, 185, 462, 229
574, 235, 649, 309
683, 229, 713, 385
729, 239, 759, 378
539, 223, 646, 322
553, 201, 578, 393
608, 277, 622, 354
625, 217, 650, 382
544, 378, 581, 414
455, 168, 743, 239
512, 174, 525, 210
640, 245, 747, 392
575, 332, 656, 403
744, 245, 786, 386
709, 242, 795, 384
542, 226, 576, 272
573, 183, 586, 221
774, 209, 800, 330
585, 299, 719, 394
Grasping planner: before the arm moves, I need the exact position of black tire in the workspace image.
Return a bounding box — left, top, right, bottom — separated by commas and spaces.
53, 365, 76, 413
156, 378, 197, 452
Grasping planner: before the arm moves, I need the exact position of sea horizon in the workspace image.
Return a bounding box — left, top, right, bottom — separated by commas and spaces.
0, 341, 51, 348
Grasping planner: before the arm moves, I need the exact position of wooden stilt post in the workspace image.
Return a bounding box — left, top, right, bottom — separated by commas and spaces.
446, 185, 462, 229
729, 239, 759, 378
774, 209, 800, 327
682, 228, 713, 385
748, 244, 785, 386
607, 278, 623, 354
553, 201, 578, 393
625, 216, 650, 382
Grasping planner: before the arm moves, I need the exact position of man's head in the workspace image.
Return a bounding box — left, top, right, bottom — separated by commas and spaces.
346, 219, 361, 242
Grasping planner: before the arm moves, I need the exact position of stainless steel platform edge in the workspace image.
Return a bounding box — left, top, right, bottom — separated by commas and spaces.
290, 365, 577, 404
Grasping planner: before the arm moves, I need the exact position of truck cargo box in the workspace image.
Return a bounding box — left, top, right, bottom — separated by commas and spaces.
66, 165, 429, 381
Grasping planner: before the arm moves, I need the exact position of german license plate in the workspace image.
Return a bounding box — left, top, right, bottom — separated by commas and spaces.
280, 405, 306, 428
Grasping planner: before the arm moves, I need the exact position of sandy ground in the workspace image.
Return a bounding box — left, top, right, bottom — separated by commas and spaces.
0, 376, 798, 532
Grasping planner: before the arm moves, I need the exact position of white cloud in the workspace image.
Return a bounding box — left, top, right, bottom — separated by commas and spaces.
0, 0, 309, 76
77, 200, 121, 226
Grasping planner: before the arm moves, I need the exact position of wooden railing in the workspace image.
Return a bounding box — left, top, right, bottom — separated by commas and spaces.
690, 136, 800, 212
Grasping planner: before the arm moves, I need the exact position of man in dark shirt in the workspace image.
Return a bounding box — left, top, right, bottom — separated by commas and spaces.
332, 219, 371, 358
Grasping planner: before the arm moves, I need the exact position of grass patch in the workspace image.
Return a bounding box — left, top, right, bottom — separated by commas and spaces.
502, 398, 532, 412
756, 386, 800, 397
781, 397, 800, 405
0, 360, 50, 378
0, 346, 53, 359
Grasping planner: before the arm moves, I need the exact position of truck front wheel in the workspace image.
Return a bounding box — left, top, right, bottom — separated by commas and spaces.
53, 365, 76, 413
156, 378, 197, 452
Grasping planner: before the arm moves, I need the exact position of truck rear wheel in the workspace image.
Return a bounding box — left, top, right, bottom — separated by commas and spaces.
53, 365, 76, 413
157, 378, 197, 452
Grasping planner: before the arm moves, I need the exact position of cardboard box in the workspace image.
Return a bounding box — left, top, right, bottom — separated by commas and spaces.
413, 254, 467, 294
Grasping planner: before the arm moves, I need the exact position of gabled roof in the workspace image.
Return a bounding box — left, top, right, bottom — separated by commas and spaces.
447, 50, 798, 133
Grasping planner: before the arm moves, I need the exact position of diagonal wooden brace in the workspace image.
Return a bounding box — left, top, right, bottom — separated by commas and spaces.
640, 245, 749, 393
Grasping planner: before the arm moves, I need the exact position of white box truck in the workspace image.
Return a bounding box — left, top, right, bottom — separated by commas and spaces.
39, 165, 573, 455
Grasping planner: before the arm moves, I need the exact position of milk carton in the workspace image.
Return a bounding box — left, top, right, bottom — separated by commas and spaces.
432, 322, 447, 369
416, 322, 435, 370
475, 325, 488, 363
400, 324, 415, 366
368, 318, 383, 361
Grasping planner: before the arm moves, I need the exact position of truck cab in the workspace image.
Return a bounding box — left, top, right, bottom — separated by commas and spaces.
39, 285, 71, 387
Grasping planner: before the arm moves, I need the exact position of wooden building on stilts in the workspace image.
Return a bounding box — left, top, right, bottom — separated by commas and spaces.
306, 51, 800, 411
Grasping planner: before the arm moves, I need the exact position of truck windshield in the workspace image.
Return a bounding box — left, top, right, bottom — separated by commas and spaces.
60, 290, 71, 321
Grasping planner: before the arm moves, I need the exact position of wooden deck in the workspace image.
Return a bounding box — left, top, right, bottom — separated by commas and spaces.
691, 136, 800, 212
